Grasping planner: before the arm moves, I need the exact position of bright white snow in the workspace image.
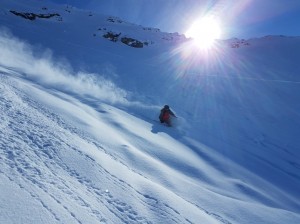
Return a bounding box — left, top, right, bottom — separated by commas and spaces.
0, 0, 300, 223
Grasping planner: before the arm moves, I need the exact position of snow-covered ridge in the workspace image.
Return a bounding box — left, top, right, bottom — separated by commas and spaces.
4, 0, 187, 49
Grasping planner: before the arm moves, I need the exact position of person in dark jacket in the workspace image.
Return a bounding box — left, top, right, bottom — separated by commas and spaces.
159, 105, 176, 126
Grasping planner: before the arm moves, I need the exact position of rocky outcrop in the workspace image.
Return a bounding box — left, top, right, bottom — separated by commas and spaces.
107, 16, 123, 24
230, 39, 250, 48
102, 31, 149, 48
143, 27, 160, 32
121, 37, 144, 48
10, 10, 61, 21
103, 32, 121, 42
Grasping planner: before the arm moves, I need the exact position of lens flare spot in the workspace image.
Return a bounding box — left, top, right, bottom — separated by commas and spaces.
185, 16, 222, 49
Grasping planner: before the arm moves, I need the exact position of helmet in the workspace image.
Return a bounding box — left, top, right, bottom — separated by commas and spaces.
164, 105, 169, 109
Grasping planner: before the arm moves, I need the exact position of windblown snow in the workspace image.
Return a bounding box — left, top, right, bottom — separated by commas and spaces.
0, 0, 300, 223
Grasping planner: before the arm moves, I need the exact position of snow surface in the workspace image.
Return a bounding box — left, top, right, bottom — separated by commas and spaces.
0, 0, 300, 223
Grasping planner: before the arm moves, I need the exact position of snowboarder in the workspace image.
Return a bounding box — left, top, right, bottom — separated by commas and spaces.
159, 105, 176, 126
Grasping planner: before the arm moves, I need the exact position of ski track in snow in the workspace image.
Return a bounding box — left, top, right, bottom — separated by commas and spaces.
0, 74, 225, 224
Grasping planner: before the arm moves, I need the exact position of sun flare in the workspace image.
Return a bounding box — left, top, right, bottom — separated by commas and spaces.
185, 16, 222, 49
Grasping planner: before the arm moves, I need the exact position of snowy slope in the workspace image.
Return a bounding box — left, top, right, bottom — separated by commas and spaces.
0, 72, 221, 223
1, 0, 300, 223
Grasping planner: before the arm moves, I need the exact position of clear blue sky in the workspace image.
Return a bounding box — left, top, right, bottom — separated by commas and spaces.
49, 0, 300, 39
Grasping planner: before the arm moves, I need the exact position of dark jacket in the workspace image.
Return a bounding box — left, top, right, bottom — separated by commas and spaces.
159, 108, 175, 122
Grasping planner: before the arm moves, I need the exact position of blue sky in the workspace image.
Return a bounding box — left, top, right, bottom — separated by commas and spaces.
48, 0, 300, 39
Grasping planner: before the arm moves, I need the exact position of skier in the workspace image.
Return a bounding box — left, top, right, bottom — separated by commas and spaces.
159, 105, 176, 126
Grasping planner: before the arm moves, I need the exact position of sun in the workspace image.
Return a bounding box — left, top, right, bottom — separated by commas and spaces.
185, 16, 222, 49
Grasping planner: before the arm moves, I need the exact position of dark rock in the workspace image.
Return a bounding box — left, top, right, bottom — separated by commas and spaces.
107, 17, 123, 23
230, 39, 250, 48
121, 37, 143, 48
103, 32, 121, 42
10, 10, 61, 21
